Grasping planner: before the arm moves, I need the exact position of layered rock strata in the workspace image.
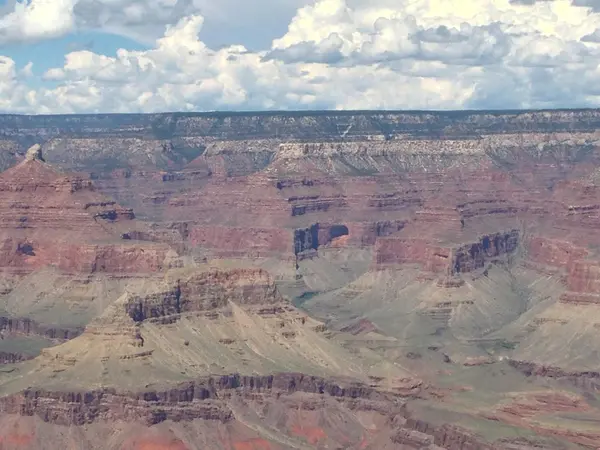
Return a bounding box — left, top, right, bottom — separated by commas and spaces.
0, 145, 171, 276
374, 230, 519, 275
3, 111, 600, 448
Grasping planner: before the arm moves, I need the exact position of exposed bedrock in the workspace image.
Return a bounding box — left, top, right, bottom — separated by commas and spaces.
0, 147, 174, 276
374, 238, 452, 273
397, 419, 497, 450
124, 268, 283, 322
452, 230, 519, 273
346, 220, 406, 245
4, 112, 600, 448
290, 196, 348, 217
188, 226, 293, 259
188, 221, 388, 264
0, 239, 170, 275
294, 224, 319, 258
374, 230, 519, 275
508, 361, 600, 391
0, 372, 503, 450
4, 109, 600, 148
0, 352, 32, 364
525, 236, 600, 304
559, 260, 600, 305
4, 113, 600, 201
0, 140, 19, 172
525, 236, 589, 271
0, 316, 83, 341
565, 260, 600, 294
0, 373, 398, 427
294, 223, 350, 256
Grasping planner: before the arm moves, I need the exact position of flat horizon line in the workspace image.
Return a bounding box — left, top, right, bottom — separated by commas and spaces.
1, 107, 600, 118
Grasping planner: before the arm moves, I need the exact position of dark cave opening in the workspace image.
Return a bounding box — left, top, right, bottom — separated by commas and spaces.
329, 224, 349, 240
17, 243, 35, 256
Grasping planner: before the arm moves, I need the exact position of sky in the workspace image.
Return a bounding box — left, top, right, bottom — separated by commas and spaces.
2, 0, 600, 113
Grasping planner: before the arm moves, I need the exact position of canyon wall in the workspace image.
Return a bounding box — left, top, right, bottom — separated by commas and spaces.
374, 230, 520, 275
3, 110, 600, 448
2, 109, 600, 174
125, 268, 284, 322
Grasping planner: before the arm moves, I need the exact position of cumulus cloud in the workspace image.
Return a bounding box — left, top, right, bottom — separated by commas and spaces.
0, 0, 76, 44
0, 56, 37, 112
72, 0, 205, 44
0, 0, 310, 47
3, 0, 600, 113
0, 0, 203, 45
582, 27, 600, 41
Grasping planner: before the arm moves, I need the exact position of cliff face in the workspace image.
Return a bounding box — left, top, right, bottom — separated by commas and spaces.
0, 148, 179, 375
452, 230, 520, 274
0, 372, 506, 450
3, 109, 600, 139
10, 109, 595, 271
0, 152, 171, 276
0, 316, 83, 341
3, 109, 600, 173
4, 110, 600, 449
124, 268, 283, 322
0, 373, 393, 427
374, 230, 519, 275
0, 261, 440, 450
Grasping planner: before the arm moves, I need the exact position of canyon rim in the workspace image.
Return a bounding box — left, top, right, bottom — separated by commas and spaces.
0, 110, 599, 448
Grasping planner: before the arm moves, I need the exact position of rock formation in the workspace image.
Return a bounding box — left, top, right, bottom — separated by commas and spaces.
2, 111, 600, 448
24, 144, 44, 162
0, 149, 175, 377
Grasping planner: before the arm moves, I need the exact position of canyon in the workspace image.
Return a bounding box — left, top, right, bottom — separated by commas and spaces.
1, 110, 600, 448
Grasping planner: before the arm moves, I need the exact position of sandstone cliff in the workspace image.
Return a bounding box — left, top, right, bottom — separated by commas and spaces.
3, 111, 600, 448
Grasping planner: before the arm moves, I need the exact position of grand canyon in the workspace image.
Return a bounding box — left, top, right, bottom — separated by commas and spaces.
0, 110, 599, 448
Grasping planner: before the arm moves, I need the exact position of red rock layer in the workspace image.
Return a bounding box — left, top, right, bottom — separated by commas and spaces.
526, 237, 589, 270
0, 157, 170, 275
188, 226, 293, 259
483, 389, 600, 448
374, 230, 519, 275
375, 238, 453, 273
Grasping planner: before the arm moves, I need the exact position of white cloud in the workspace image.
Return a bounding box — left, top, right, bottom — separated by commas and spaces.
0, 56, 38, 112
20, 61, 34, 78
582, 27, 600, 41
3, 0, 600, 113
0, 0, 205, 45
0, 0, 76, 44
0, 0, 310, 47
72, 0, 205, 44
